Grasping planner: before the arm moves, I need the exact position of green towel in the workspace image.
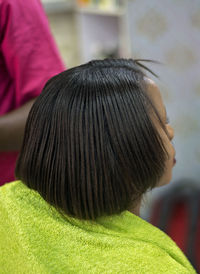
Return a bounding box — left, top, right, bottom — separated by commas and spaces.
0, 181, 196, 274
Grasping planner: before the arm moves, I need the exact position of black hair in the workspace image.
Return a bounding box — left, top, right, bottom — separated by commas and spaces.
16, 58, 167, 220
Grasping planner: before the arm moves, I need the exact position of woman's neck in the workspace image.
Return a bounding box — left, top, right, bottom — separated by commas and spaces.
128, 199, 142, 216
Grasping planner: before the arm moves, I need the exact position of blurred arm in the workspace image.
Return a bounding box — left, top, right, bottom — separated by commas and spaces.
0, 99, 36, 151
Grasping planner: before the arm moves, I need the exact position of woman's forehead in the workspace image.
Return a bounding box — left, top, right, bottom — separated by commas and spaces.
144, 77, 166, 120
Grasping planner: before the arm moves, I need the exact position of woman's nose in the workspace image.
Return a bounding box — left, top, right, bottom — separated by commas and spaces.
166, 124, 174, 141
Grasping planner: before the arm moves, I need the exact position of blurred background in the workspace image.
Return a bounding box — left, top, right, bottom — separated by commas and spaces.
41, 0, 200, 269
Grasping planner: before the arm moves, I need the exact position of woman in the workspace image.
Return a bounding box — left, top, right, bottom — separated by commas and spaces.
0, 59, 196, 273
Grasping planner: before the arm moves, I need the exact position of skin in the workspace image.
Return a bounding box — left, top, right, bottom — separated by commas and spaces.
0, 99, 36, 151
131, 78, 175, 216
145, 78, 175, 186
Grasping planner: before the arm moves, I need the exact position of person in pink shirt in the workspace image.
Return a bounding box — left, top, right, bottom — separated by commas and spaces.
0, 0, 65, 186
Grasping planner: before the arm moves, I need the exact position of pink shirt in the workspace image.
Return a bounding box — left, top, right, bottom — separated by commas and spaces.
0, 0, 65, 185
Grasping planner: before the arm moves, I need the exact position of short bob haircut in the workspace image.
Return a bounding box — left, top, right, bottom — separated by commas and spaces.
16, 59, 168, 220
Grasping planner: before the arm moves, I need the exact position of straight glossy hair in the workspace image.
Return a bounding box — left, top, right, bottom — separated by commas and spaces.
16, 59, 167, 220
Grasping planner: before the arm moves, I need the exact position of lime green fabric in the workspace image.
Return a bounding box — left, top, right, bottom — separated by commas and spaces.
0, 181, 196, 274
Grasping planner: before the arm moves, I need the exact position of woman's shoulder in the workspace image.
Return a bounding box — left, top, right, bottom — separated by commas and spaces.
96, 211, 196, 273
0, 180, 27, 199
0, 180, 21, 196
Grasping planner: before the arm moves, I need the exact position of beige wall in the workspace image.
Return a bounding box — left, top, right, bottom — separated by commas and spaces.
47, 12, 80, 68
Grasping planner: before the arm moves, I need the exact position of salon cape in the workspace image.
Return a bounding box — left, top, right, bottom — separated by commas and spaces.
0, 181, 196, 273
